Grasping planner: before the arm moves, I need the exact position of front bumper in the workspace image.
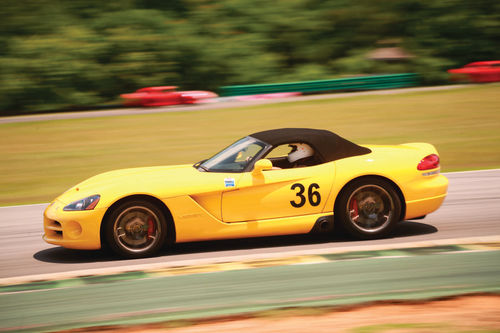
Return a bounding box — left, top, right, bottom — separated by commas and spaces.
43, 199, 106, 250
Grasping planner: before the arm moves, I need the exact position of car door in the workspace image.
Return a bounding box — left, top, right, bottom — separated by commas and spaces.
221, 162, 335, 222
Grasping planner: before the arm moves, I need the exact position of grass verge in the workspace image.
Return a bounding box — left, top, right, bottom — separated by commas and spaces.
0, 84, 499, 205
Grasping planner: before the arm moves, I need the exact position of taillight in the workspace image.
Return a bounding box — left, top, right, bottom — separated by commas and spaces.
417, 154, 440, 170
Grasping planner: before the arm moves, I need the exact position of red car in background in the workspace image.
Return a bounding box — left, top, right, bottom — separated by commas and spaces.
448, 61, 500, 83
121, 86, 218, 107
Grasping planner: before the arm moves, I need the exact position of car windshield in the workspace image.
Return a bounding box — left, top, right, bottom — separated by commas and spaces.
198, 137, 267, 172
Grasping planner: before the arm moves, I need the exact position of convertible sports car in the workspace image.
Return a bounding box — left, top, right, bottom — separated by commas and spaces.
447, 61, 500, 83
120, 86, 218, 107
44, 128, 448, 258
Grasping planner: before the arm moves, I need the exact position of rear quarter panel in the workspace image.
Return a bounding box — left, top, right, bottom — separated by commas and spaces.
324, 143, 447, 219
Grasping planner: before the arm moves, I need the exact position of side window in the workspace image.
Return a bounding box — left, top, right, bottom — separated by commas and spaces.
265, 143, 322, 169
266, 144, 293, 159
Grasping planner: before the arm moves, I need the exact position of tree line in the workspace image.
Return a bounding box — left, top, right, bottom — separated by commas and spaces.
1, 0, 499, 114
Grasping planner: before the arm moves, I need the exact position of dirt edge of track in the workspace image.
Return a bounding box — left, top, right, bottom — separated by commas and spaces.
57, 293, 500, 333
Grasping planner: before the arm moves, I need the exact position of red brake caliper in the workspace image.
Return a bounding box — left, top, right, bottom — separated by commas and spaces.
350, 199, 359, 221
147, 217, 155, 237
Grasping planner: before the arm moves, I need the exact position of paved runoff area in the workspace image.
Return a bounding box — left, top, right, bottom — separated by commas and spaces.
1, 242, 499, 332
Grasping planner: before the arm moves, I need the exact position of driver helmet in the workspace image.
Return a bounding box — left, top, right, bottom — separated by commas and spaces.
288, 143, 314, 163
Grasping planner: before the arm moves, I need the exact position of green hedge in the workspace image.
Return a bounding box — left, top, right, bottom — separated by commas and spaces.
0, 0, 499, 115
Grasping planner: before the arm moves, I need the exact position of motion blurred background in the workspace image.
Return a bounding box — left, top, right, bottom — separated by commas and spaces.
1, 0, 499, 115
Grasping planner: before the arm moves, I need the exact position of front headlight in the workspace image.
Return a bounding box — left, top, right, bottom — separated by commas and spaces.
63, 195, 100, 211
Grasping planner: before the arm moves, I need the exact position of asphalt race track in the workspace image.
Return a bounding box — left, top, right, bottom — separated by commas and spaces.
1, 169, 499, 280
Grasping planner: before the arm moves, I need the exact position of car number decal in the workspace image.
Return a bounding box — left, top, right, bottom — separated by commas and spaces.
290, 183, 321, 207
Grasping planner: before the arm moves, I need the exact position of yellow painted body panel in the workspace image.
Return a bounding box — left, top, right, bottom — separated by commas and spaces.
325, 143, 448, 220
43, 141, 448, 250
222, 163, 335, 222
164, 196, 330, 243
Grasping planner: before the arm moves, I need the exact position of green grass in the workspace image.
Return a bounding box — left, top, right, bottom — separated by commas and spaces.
1, 84, 499, 206
350, 322, 497, 332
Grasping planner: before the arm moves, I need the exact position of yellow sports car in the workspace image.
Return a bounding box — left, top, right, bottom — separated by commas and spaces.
44, 128, 448, 258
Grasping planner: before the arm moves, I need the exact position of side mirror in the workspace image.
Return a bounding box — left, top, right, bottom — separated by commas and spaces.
252, 159, 273, 175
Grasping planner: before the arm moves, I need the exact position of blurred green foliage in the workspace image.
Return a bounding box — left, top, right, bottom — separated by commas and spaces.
0, 0, 499, 114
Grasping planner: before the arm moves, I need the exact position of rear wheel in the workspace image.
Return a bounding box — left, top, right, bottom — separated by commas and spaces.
335, 178, 401, 239
105, 200, 167, 258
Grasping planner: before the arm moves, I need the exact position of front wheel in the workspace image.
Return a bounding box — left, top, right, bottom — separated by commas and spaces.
335, 178, 402, 239
104, 200, 168, 258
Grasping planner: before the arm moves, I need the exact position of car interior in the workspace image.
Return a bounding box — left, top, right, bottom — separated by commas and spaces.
264, 143, 323, 169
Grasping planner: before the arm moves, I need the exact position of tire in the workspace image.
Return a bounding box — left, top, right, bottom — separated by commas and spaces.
334, 177, 401, 239
104, 200, 168, 258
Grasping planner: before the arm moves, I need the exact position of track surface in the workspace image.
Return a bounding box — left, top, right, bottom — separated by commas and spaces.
1, 169, 499, 279
0, 85, 471, 124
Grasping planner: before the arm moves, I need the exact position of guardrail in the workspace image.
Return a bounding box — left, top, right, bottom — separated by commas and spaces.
219, 73, 419, 96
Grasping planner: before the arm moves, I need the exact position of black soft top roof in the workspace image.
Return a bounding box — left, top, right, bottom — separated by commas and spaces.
250, 128, 371, 162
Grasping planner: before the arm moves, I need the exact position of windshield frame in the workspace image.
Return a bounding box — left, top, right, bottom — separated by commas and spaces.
196, 136, 271, 173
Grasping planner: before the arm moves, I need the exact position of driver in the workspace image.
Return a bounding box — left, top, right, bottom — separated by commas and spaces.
288, 143, 316, 167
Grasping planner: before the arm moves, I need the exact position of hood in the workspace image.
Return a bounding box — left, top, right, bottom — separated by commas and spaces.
56, 164, 202, 206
